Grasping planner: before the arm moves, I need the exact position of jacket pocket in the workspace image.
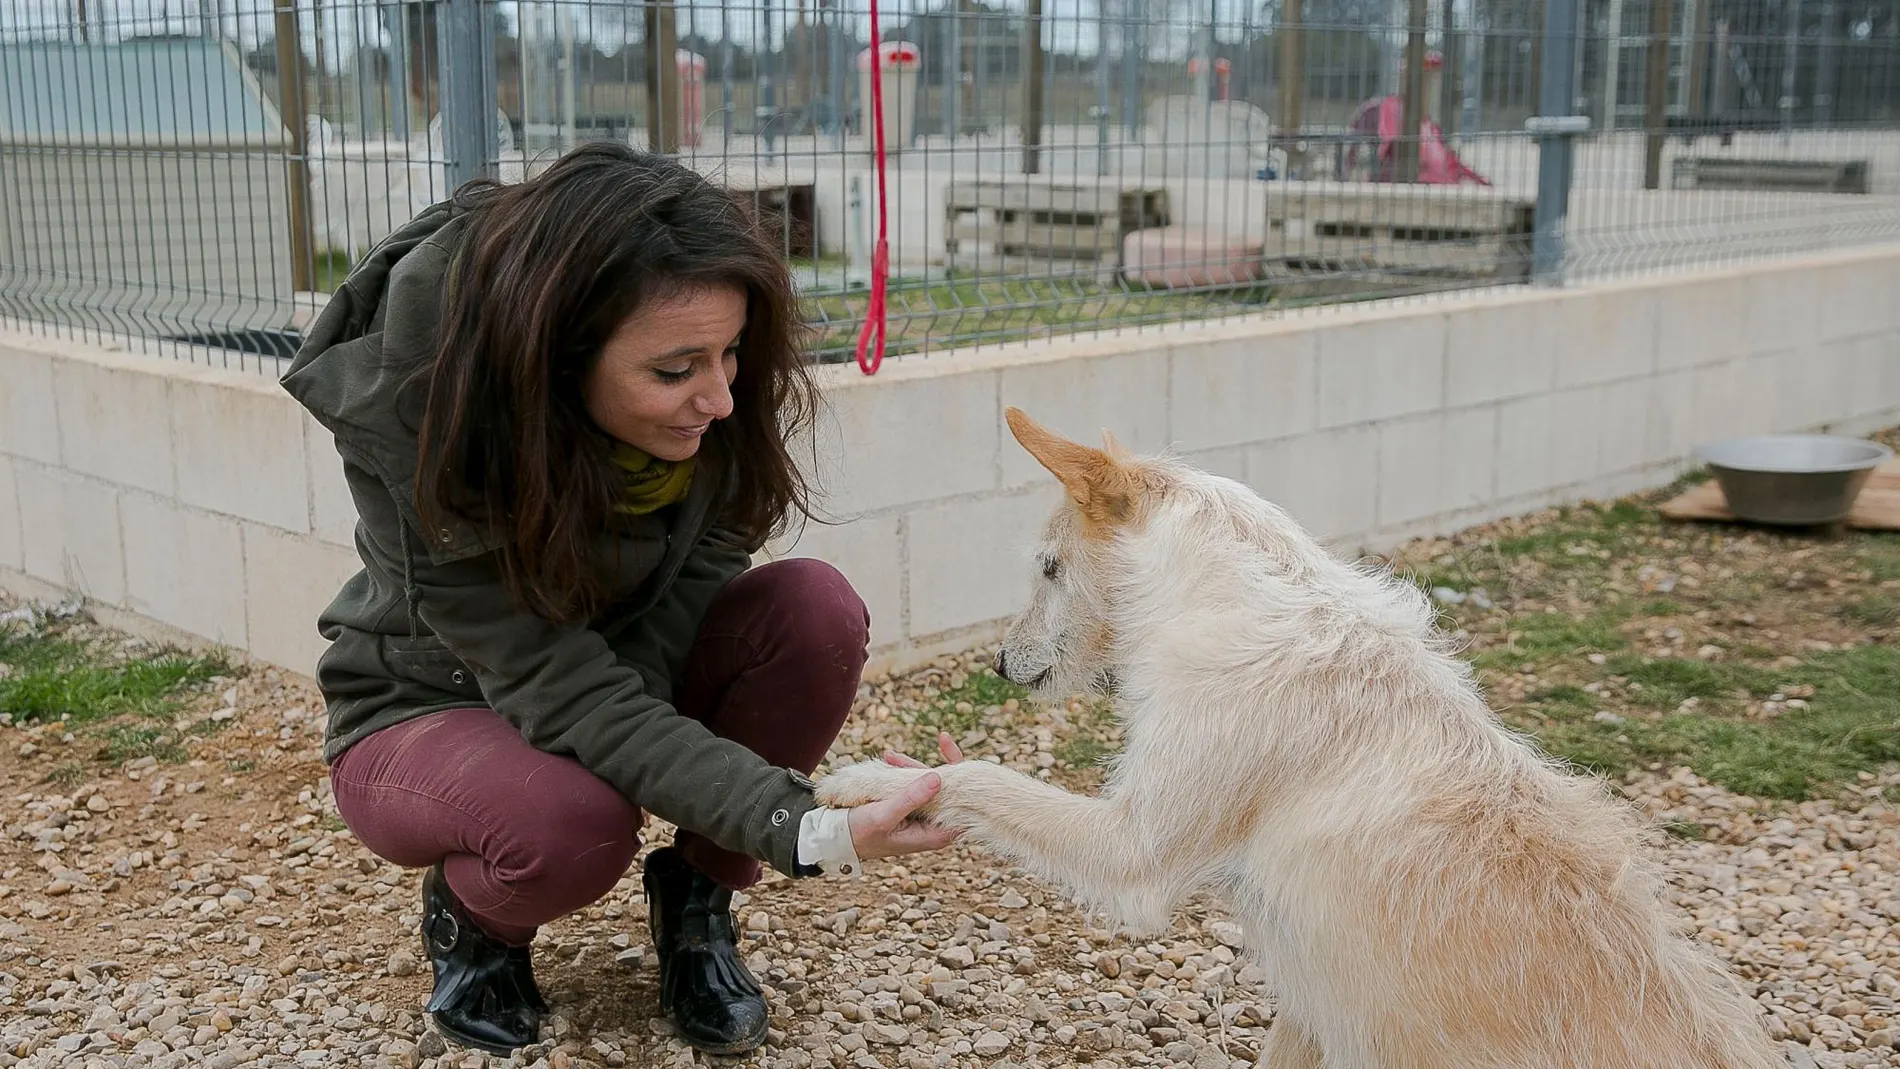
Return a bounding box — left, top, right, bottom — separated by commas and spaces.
381, 634, 486, 701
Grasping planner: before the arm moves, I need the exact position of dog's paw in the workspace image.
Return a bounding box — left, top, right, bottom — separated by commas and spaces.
813, 760, 933, 810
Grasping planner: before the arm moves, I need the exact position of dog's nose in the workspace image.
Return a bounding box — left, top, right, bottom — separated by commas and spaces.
993, 649, 1008, 680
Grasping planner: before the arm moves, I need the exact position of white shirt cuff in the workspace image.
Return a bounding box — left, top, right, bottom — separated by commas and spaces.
795, 806, 862, 878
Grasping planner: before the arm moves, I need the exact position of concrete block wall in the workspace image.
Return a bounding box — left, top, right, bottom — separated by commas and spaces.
4, 244, 1900, 679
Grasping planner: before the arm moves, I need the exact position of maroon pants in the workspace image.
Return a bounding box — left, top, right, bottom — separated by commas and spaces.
328, 559, 867, 946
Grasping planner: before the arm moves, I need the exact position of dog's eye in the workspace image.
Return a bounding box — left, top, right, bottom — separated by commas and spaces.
1041, 556, 1061, 581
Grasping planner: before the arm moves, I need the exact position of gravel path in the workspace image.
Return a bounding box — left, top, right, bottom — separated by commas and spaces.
4, 521, 1900, 1068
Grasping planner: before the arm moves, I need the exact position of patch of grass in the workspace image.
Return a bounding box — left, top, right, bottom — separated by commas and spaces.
95, 716, 225, 764
1840, 595, 1900, 627
1638, 597, 1688, 617
1855, 538, 1900, 582
1604, 655, 1781, 712
1525, 684, 1597, 715
1663, 820, 1706, 840
1492, 502, 1654, 565
0, 627, 226, 725
1053, 734, 1111, 769
1529, 644, 1900, 800
1474, 608, 1629, 670
911, 669, 1029, 748
44, 761, 86, 788
805, 272, 1262, 362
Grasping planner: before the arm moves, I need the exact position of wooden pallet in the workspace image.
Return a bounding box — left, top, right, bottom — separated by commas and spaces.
945, 180, 1170, 273
1658, 460, 1900, 531
1669, 156, 1871, 195
1262, 182, 1533, 292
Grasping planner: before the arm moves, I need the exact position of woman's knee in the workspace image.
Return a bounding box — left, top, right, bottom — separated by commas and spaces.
730, 558, 870, 655
491, 766, 641, 902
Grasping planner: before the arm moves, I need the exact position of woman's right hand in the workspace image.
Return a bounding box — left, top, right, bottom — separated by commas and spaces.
843, 732, 967, 860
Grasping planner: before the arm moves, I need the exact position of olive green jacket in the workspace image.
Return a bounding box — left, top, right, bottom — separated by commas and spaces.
279, 202, 816, 877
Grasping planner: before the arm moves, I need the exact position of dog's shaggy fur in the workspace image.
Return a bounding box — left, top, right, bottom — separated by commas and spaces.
816, 408, 1785, 1069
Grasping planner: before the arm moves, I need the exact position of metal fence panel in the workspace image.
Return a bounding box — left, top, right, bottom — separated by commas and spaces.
1, 0, 1897, 371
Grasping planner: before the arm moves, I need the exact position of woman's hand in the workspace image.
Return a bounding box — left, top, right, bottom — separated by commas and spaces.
845, 771, 961, 859
842, 733, 968, 861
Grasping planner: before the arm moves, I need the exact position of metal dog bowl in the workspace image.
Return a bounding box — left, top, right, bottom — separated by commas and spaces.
1695, 434, 1892, 526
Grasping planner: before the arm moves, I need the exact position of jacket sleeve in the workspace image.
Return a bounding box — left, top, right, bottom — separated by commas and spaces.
368, 482, 817, 877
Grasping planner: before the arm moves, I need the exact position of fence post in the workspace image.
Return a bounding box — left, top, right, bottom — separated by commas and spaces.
1280, 0, 1306, 177
1022, 0, 1045, 174
1643, 0, 1676, 189
440, 0, 499, 193
274, 0, 315, 294
1529, 0, 1586, 285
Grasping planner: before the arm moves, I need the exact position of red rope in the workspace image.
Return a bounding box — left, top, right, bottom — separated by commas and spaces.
853, 7, 891, 376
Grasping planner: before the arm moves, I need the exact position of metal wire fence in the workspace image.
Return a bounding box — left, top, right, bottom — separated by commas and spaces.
2, 0, 1898, 371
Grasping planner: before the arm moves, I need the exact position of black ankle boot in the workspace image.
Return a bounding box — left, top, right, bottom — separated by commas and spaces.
418, 865, 545, 1056
642, 847, 769, 1055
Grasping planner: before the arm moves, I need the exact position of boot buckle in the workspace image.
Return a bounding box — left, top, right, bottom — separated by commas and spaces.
425, 908, 462, 954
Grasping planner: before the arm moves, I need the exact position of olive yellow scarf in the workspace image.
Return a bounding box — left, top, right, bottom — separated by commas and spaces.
610, 442, 696, 516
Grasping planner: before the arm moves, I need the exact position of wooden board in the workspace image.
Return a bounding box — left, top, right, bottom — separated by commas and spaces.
1658, 459, 1900, 531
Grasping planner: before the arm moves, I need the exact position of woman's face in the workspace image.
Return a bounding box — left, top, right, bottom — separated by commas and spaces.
585, 283, 745, 462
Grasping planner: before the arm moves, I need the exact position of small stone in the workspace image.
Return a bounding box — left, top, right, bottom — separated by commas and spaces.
747, 911, 773, 934
387, 949, 420, 977
616, 947, 646, 968
1593, 710, 1626, 725
1208, 922, 1244, 948
87, 794, 111, 812
998, 891, 1029, 910
936, 945, 976, 969
212, 1009, 234, 1032
971, 1031, 1011, 1057
385, 1039, 421, 1069
866, 1023, 910, 1045
418, 1032, 448, 1058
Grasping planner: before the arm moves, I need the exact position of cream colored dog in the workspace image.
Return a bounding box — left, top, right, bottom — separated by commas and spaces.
816, 407, 1784, 1069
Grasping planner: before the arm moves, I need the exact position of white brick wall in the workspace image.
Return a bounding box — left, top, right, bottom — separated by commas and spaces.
5, 244, 1900, 678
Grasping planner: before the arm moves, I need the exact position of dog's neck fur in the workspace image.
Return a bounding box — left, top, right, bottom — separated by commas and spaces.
1102, 468, 1506, 786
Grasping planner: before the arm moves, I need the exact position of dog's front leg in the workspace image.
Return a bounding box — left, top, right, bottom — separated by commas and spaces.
817, 759, 1191, 930
925, 761, 1190, 933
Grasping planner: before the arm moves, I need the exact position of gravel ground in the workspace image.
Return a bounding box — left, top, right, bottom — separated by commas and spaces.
4, 474, 1899, 1069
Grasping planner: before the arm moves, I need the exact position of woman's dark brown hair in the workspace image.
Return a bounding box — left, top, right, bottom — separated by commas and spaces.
413, 142, 820, 623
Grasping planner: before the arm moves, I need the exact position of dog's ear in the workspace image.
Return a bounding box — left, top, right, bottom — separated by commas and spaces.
1005, 407, 1141, 529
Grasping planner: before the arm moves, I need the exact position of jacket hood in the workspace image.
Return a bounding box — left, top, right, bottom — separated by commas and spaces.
278, 201, 515, 563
